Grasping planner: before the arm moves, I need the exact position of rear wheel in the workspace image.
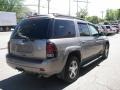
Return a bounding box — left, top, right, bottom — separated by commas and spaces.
62, 55, 80, 83
102, 44, 109, 59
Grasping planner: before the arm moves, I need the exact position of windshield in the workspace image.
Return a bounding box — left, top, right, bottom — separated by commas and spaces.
12, 18, 51, 39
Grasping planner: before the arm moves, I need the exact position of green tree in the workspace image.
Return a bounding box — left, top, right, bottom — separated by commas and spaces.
86, 16, 100, 24
105, 9, 118, 21
0, 0, 30, 21
0, 0, 23, 11
117, 9, 120, 20
106, 9, 113, 21
76, 8, 88, 19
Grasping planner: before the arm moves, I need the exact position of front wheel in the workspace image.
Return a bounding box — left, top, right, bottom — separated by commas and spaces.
62, 55, 80, 83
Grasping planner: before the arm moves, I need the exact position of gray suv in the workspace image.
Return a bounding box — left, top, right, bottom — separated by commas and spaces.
6, 14, 109, 83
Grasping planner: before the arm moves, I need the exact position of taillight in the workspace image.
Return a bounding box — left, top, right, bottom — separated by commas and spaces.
8, 41, 10, 54
46, 42, 57, 59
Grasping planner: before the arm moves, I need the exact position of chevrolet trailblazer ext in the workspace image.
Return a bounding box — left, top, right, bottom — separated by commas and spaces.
6, 14, 109, 83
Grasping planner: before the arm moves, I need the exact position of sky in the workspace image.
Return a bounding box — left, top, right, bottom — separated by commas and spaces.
24, 0, 120, 18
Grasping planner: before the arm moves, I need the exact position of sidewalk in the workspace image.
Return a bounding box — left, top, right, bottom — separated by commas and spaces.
0, 43, 7, 50
0, 32, 11, 50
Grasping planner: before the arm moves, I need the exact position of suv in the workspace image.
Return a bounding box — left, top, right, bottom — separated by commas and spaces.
6, 14, 109, 83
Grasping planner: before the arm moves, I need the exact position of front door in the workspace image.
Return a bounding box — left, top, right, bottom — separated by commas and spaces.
88, 24, 104, 55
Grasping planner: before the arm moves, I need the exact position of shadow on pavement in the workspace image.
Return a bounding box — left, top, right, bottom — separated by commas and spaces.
0, 57, 105, 90
80, 57, 105, 77
0, 74, 68, 90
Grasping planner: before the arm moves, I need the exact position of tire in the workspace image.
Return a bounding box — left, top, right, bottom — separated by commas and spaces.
62, 55, 80, 83
102, 44, 109, 59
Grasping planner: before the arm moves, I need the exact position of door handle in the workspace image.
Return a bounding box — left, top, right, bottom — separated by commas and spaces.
95, 41, 99, 43
95, 39, 103, 42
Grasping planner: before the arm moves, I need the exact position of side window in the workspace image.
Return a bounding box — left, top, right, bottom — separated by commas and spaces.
77, 23, 90, 36
53, 19, 76, 38
88, 24, 99, 36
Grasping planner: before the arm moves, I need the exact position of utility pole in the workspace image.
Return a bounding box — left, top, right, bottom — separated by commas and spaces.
74, 0, 89, 14
86, 0, 88, 11
38, 0, 41, 14
77, 0, 78, 14
101, 11, 104, 19
69, 0, 71, 16
47, 0, 51, 14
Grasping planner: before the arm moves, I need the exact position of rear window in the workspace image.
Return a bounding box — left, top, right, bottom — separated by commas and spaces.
12, 18, 51, 39
106, 26, 111, 29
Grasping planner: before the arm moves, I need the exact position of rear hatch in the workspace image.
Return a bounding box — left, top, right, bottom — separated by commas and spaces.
9, 18, 52, 59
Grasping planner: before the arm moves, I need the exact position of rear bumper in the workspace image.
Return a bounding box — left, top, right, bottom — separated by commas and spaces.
107, 30, 116, 34
6, 54, 63, 77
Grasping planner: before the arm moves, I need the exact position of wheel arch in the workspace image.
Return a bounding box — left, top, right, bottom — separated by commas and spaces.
58, 50, 81, 80
67, 50, 81, 63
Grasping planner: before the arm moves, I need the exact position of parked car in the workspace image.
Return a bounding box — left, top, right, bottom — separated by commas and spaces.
112, 24, 120, 33
6, 14, 109, 83
101, 25, 116, 35
95, 24, 107, 35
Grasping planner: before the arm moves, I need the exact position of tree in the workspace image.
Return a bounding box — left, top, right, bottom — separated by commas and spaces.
117, 9, 120, 20
0, 0, 30, 21
86, 16, 100, 24
106, 9, 114, 21
0, 0, 23, 11
105, 9, 119, 21
76, 8, 88, 19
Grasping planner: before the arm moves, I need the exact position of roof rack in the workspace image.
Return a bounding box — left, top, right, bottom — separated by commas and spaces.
27, 13, 85, 21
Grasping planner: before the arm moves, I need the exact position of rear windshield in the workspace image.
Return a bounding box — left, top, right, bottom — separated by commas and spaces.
12, 18, 51, 39
106, 26, 111, 29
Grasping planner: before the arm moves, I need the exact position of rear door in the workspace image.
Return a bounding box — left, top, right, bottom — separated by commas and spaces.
77, 22, 96, 60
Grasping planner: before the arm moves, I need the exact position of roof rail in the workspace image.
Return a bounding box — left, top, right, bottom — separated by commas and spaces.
27, 13, 85, 21
50, 13, 85, 20
27, 14, 49, 18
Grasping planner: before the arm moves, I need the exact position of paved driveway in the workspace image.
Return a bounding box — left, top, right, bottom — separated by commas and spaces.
0, 33, 120, 90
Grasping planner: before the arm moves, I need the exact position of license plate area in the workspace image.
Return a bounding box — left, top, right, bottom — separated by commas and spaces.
16, 44, 33, 53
